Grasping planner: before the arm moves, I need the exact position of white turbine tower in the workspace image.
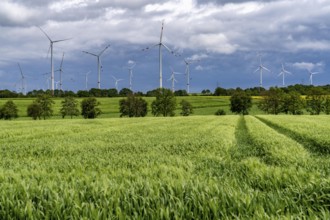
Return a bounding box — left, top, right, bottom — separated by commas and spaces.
142, 20, 178, 88
168, 67, 183, 92
55, 52, 65, 91
254, 53, 270, 88
83, 44, 110, 89
17, 63, 25, 95
38, 27, 70, 96
126, 62, 136, 91
85, 71, 91, 90
112, 75, 123, 91
307, 69, 319, 85
278, 63, 292, 86
184, 59, 199, 93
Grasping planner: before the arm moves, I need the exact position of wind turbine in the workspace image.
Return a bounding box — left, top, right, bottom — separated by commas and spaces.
126, 62, 136, 91
38, 26, 71, 96
278, 63, 292, 86
55, 52, 65, 91
168, 67, 183, 92
254, 53, 270, 88
307, 69, 319, 85
112, 75, 123, 91
142, 20, 178, 88
83, 44, 110, 89
184, 59, 199, 93
17, 63, 25, 95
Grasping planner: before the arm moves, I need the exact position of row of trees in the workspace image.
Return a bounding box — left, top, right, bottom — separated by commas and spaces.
2, 84, 330, 98
228, 87, 330, 115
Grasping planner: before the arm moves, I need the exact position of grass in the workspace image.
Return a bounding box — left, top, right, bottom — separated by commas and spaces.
0, 96, 264, 119
0, 116, 330, 218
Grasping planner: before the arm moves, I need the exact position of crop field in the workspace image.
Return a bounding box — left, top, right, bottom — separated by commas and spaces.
0, 115, 330, 219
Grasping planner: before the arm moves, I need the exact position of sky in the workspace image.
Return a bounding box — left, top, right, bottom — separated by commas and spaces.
0, 0, 330, 93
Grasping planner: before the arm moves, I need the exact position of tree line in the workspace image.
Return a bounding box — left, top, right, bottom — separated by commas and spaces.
2, 84, 330, 98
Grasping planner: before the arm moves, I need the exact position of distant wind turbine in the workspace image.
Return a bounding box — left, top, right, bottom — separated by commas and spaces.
142, 20, 179, 88
278, 63, 292, 86
112, 75, 123, 91
38, 26, 71, 96
168, 67, 183, 92
254, 53, 270, 88
83, 44, 110, 89
17, 63, 25, 95
55, 52, 65, 91
126, 62, 136, 91
307, 69, 319, 85
184, 59, 200, 93
85, 71, 91, 90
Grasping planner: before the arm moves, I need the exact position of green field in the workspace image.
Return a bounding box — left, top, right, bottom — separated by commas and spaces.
1, 116, 330, 218
0, 96, 264, 118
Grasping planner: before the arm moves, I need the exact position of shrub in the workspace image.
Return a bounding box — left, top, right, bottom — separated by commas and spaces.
119, 95, 148, 117
60, 96, 80, 119
215, 109, 226, 115
180, 100, 193, 116
27, 103, 42, 120
0, 100, 18, 120
151, 88, 176, 117
81, 97, 102, 119
230, 91, 252, 115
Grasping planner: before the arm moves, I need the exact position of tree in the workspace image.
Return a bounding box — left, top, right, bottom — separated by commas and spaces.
257, 88, 284, 114
214, 87, 227, 96
215, 109, 226, 115
27, 103, 42, 120
34, 95, 55, 120
174, 90, 188, 96
0, 100, 18, 120
119, 95, 148, 117
324, 96, 330, 115
230, 91, 252, 115
60, 96, 80, 119
151, 88, 176, 117
119, 88, 133, 97
281, 92, 305, 115
81, 97, 102, 119
180, 100, 193, 116
306, 88, 325, 115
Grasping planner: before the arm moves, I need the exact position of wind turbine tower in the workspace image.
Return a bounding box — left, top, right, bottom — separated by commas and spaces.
57, 52, 65, 91
143, 21, 177, 88
307, 69, 319, 85
254, 53, 270, 88
127, 62, 136, 91
184, 59, 199, 93
278, 63, 292, 86
85, 71, 91, 90
168, 67, 182, 92
83, 44, 110, 89
17, 63, 25, 95
38, 27, 70, 96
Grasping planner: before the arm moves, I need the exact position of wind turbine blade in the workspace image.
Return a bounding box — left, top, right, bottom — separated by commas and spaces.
17, 63, 23, 77
262, 66, 270, 72
60, 52, 65, 69
38, 26, 52, 41
254, 67, 260, 73
162, 43, 174, 54
82, 51, 98, 57
53, 38, 72, 43
159, 20, 164, 43
99, 44, 111, 56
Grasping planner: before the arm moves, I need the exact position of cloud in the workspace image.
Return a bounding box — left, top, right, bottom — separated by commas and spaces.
292, 62, 325, 71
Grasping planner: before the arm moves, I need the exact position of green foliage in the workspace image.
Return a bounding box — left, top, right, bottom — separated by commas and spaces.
119, 88, 133, 97
0, 100, 18, 120
174, 90, 188, 96
258, 87, 284, 114
180, 100, 193, 116
281, 91, 305, 115
36, 94, 55, 120
324, 96, 330, 115
215, 109, 226, 115
60, 97, 80, 119
27, 102, 42, 120
230, 91, 252, 115
214, 87, 227, 96
306, 88, 325, 115
119, 95, 148, 117
81, 97, 102, 119
151, 88, 176, 117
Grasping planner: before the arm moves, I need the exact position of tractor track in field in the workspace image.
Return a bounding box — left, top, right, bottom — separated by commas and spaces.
253, 116, 329, 156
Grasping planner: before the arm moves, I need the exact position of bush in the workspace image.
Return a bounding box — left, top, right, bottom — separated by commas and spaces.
81, 97, 102, 119
0, 100, 18, 120
60, 96, 80, 119
230, 91, 252, 115
151, 88, 176, 117
180, 100, 193, 116
215, 109, 226, 115
27, 103, 42, 120
119, 95, 148, 117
